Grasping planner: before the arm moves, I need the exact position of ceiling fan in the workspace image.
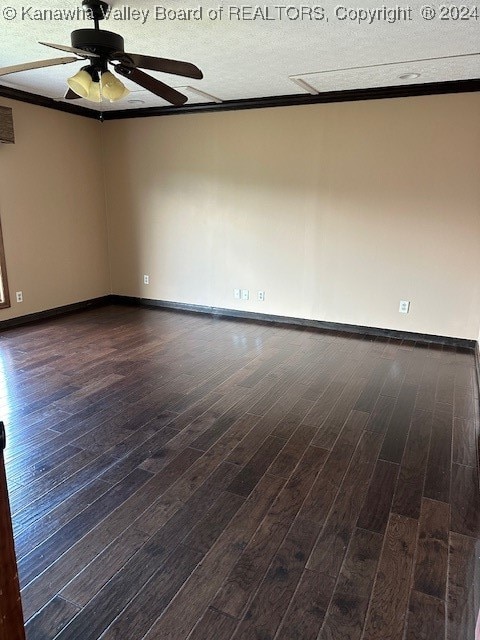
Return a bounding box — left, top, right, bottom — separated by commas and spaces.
0, 0, 203, 106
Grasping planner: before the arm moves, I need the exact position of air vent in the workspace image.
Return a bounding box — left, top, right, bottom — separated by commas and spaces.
0, 106, 14, 144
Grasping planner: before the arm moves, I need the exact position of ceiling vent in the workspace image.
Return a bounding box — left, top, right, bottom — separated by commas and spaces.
0, 106, 14, 144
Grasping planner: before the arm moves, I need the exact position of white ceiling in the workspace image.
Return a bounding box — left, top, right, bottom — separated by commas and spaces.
0, 0, 479, 112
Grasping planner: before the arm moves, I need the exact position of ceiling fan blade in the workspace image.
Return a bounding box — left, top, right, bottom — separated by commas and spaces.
113, 52, 203, 79
39, 42, 99, 58
0, 56, 78, 77
115, 65, 188, 106
64, 88, 81, 100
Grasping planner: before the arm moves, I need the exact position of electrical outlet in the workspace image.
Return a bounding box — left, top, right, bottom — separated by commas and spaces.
234, 288, 241, 300
16, 291, 23, 303
258, 291, 265, 302
399, 300, 410, 314
143, 275, 149, 285
241, 289, 249, 301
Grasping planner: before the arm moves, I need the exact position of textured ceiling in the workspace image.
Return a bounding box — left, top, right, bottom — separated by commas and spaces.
0, 0, 479, 112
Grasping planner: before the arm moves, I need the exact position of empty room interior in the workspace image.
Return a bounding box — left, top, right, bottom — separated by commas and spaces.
0, 1, 479, 639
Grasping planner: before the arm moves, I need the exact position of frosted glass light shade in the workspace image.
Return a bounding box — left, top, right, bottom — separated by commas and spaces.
101, 71, 130, 102
67, 69, 93, 98
67, 68, 102, 103
88, 81, 102, 103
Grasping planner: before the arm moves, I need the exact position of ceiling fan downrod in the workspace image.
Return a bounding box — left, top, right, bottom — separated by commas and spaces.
82, 0, 110, 30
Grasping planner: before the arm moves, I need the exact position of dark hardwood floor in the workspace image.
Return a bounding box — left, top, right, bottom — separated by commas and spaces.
1, 305, 479, 640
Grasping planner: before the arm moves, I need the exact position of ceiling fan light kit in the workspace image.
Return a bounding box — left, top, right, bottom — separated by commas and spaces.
67, 65, 130, 102
0, 0, 203, 107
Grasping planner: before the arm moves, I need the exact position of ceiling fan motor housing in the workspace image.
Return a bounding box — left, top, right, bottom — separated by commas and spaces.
71, 28, 125, 57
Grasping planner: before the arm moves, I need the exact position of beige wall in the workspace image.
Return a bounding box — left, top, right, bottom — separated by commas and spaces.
103, 93, 480, 340
1, 94, 479, 341
0, 99, 109, 320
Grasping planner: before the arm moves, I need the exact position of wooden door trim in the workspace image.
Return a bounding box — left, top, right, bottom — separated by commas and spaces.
0, 421, 26, 640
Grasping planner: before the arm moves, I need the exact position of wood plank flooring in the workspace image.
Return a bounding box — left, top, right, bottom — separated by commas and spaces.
0, 305, 479, 640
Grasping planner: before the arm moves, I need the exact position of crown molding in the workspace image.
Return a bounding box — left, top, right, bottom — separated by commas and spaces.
103, 78, 480, 119
0, 84, 99, 119
1, 77, 479, 121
